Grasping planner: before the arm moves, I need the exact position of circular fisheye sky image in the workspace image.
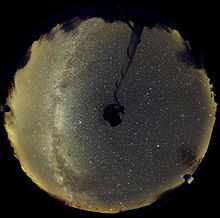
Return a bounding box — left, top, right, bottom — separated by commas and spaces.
0, 1, 219, 216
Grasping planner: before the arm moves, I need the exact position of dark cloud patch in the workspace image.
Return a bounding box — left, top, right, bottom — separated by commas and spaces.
44, 29, 56, 41
61, 17, 85, 33
177, 38, 204, 69
155, 23, 173, 33
176, 146, 198, 172
17, 46, 32, 70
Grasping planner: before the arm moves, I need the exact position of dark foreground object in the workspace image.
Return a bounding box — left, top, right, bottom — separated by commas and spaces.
103, 104, 124, 127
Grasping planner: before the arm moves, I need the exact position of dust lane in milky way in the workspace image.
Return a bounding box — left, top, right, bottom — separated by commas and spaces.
4, 17, 217, 213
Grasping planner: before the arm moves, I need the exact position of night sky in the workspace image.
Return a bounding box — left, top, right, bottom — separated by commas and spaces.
4, 17, 217, 213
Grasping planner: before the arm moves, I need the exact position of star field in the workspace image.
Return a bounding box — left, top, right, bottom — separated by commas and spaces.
4, 18, 217, 213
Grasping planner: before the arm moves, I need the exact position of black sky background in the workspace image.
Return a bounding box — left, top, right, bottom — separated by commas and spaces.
0, 0, 219, 217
